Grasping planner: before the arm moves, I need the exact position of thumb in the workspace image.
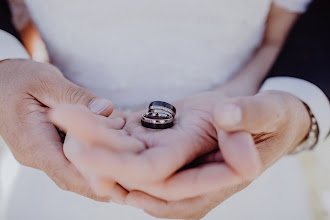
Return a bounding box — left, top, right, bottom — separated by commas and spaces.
32, 75, 113, 117
214, 91, 291, 134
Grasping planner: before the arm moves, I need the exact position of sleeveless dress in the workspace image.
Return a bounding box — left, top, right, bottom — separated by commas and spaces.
0, 0, 315, 219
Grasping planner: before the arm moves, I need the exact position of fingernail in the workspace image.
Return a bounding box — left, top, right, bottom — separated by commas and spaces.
88, 98, 111, 114
217, 104, 242, 127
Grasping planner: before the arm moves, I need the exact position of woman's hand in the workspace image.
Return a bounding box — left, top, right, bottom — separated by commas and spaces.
50, 91, 261, 201
122, 90, 311, 219
56, 107, 146, 203
0, 59, 114, 201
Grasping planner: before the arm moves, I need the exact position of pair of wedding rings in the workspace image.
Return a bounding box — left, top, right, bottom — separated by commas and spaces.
141, 101, 176, 129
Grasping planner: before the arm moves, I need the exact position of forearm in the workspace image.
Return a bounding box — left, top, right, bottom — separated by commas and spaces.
268, 0, 330, 99
264, 0, 330, 145
215, 4, 299, 97
220, 42, 283, 97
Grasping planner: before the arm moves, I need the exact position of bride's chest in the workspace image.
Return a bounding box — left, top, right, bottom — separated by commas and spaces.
26, 0, 271, 28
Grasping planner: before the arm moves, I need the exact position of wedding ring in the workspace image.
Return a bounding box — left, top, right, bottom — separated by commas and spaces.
149, 101, 176, 118
141, 112, 174, 129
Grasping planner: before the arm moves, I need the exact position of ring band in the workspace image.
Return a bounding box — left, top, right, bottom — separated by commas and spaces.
141, 112, 174, 129
149, 101, 176, 118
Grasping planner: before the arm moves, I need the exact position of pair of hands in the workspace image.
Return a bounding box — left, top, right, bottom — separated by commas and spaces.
50, 89, 310, 219
0, 59, 311, 219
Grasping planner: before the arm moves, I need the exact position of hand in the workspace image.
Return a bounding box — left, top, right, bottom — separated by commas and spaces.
50, 91, 261, 202
0, 59, 114, 201
122, 90, 311, 219
57, 106, 146, 203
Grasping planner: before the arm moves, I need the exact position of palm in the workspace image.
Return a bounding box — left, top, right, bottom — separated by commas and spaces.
53, 91, 252, 201
109, 92, 231, 198
124, 93, 220, 167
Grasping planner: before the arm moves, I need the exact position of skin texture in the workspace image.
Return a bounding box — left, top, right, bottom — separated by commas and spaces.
0, 2, 307, 219
50, 89, 311, 219
124, 91, 311, 219
51, 91, 262, 200
0, 59, 114, 201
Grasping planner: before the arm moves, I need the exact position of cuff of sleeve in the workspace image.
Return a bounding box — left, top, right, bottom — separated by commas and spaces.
260, 77, 330, 148
0, 30, 30, 61
273, 0, 312, 13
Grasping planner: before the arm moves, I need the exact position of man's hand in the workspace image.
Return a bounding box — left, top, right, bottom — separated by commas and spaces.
0, 59, 114, 201
121, 90, 311, 219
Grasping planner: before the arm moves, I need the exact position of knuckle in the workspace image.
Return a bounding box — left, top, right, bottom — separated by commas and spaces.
93, 194, 111, 202
47, 167, 70, 191
34, 62, 63, 78
55, 179, 70, 191
187, 212, 208, 220
11, 151, 29, 167
184, 205, 212, 219
14, 99, 45, 123
29, 64, 62, 85
145, 204, 207, 219
9, 142, 36, 168
145, 210, 169, 219
63, 85, 93, 106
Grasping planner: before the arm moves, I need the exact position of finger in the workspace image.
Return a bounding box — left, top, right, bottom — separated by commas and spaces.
71, 142, 239, 201
217, 130, 261, 180
126, 182, 251, 219
150, 162, 241, 200
193, 150, 224, 165
21, 124, 109, 202
2, 94, 110, 202
214, 91, 291, 133
126, 191, 211, 219
29, 69, 114, 117
140, 132, 259, 201
69, 142, 198, 184
88, 98, 113, 116
49, 104, 145, 152
63, 135, 127, 202
130, 132, 258, 200
90, 176, 128, 204
90, 175, 116, 197
105, 117, 126, 130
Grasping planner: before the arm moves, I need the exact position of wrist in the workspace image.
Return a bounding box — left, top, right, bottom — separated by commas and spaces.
288, 97, 312, 153
261, 77, 330, 151
289, 102, 318, 154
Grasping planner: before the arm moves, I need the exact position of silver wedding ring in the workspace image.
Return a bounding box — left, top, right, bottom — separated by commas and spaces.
141, 101, 176, 129
149, 101, 176, 118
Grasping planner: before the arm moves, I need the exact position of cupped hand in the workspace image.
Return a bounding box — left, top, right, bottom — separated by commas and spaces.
0, 59, 115, 201
50, 91, 261, 202
122, 90, 311, 219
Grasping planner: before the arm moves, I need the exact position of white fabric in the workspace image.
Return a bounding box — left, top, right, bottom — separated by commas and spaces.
0, 1, 320, 219
25, 0, 271, 110
273, 0, 312, 12
1, 146, 313, 220
260, 77, 330, 147
0, 30, 29, 61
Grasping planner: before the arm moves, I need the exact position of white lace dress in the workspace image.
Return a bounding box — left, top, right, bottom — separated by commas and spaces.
1, 0, 321, 219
